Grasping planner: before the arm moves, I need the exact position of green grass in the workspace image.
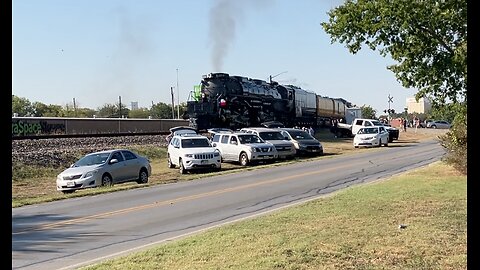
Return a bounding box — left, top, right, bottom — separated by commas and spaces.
82, 161, 467, 270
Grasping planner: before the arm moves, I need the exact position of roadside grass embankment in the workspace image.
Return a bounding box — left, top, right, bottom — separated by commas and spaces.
81, 161, 466, 270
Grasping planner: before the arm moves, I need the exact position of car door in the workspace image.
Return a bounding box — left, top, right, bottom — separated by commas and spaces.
121, 150, 141, 180
169, 137, 181, 166
379, 127, 388, 142
218, 134, 231, 160
108, 151, 128, 183
225, 135, 239, 161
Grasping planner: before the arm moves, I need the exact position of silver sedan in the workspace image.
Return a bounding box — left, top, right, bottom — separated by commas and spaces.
56, 149, 151, 193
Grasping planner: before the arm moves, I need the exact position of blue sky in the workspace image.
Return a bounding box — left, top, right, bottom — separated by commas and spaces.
12, 0, 417, 115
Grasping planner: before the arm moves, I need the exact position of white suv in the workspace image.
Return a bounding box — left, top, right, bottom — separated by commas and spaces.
239, 127, 296, 159
211, 132, 278, 166
167, 134, 221, 174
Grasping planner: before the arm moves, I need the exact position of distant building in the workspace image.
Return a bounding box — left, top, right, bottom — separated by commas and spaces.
131, 101, 139, 110
406, 97, 431, 114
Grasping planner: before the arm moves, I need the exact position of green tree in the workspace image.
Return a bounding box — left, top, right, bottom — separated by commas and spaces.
32, 102, 65, 117
361, 105, 376, 119
321, 0, 467, 106
96, 104, 118, 118
151, 102, 175, 119
129, 108, 151, 119
12, 95, 34, 116
75, 107, 97, 118
321, 0, 467, 174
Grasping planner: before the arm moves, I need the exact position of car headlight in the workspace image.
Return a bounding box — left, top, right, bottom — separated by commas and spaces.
184, 154, 193, 158
214, 150, 220, 157
84, 170, 98, 178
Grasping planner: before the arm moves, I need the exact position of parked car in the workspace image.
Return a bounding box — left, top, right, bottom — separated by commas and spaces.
353, 126, 389, 148
206, 128, 234, 141
166, 126, 197, 143
426, 120, 451, 129
260, 121, 285, 128
211, 132, 278, 166
239, 127, 296, 159
278, 128, 323, 156
56, 149, 151, 194
167, 134, 222, 174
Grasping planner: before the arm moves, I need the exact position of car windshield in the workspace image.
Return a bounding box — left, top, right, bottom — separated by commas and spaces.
287, 130, 314, 140
238, 134, 264, 144
358, 128, 379, 134
259, 131, 285, 140
74, 153, 110, 167
181, 138, 211, 148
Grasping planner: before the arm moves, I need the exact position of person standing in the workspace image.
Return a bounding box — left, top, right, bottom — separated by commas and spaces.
403, 118, 407, 132
308, 126, 315, 137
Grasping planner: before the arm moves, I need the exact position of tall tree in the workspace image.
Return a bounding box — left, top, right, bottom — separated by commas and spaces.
321, 0, 467, 106
12, 95, 34, 116
150, 102, 174, 119
360, 105, 376, 119
129, 108, 151, 119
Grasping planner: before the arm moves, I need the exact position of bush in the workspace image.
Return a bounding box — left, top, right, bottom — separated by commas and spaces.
438, 108, 467, 175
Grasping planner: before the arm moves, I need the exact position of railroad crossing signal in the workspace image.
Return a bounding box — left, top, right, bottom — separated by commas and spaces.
388, 95, 393, 103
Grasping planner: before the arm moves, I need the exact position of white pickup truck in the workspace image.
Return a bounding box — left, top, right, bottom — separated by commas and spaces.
334, 118, 399, 142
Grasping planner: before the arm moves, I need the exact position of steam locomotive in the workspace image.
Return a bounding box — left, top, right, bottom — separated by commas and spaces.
185, 73, 349, 131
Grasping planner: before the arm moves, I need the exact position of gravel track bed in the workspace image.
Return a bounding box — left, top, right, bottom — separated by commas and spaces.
12, 135, 171, 167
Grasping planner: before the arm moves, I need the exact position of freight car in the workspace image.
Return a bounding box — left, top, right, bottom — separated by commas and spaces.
185, 73, 348, 131
11, 117, 189, 139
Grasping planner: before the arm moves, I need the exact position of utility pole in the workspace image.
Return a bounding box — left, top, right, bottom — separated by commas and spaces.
171, 86, 175, 119
73, 98, 77, 117
119, 96, 122, 118
176, 68, 180, 119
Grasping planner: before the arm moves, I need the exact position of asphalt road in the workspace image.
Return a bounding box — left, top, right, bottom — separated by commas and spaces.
12, 138, 446, 270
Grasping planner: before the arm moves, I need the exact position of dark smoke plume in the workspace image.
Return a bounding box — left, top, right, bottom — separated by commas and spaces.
209, 0, 273, 72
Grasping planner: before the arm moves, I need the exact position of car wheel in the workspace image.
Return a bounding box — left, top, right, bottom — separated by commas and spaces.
179, 158, 187, 174
432, 125, 437, 129
62, 190, 75, 194
167, 155, 175, 168
101, 174, 113, 187
137, 168, 149, 184
239, 152, 249, 166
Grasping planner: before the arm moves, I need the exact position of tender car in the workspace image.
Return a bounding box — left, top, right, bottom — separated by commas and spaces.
353, 126, 389, 148
167, 134, 221, 174
239, 127, 296, 159
426, 120, 451, 129
278, 128, 323, 156
56, 149, 151, 194
212, 132, 278, 166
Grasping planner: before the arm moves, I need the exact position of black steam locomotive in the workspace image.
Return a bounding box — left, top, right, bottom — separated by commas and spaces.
185, 73, 348, 131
